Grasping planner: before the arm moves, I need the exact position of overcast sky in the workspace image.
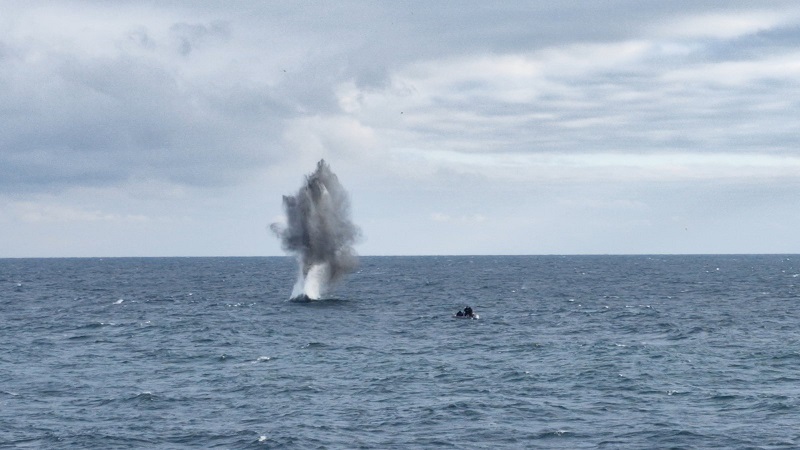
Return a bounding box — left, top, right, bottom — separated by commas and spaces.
2, 1, 799, 257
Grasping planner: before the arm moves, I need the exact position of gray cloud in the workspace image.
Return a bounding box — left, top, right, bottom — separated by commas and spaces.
2, 1, 800, 257
0, 19, 288, 193
4, 1, 799, 194
170, 21, 231, 56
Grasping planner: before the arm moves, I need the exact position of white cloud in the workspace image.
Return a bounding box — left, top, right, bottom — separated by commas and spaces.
330, 28, 800, 177
282, 115, 379, 161
662, 52, 800, 86
652, 10, 799, 39
391, 149, 800, 183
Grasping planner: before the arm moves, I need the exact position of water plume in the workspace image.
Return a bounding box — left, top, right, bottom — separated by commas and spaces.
270, 160, 360, 300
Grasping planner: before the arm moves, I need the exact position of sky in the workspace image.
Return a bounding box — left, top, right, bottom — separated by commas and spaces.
1, 1, 799, 257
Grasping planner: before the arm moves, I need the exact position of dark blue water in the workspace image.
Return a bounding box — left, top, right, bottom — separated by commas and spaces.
1, 255, 799, 448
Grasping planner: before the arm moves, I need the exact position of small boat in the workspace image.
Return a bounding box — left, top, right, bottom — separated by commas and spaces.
454, 313, 479, 320
455, 306, 478, 319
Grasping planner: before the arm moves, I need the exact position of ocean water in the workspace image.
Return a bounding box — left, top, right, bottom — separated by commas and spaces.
1, 255, 799, 449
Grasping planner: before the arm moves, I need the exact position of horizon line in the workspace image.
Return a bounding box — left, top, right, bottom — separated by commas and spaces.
1, 252, 798, 260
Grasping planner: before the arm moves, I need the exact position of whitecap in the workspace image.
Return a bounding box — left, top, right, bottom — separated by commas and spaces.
114, 299, 124, 304
133, 391, 155, 401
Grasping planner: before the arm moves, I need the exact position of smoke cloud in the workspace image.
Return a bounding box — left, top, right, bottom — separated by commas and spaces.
270, 160, 360, 300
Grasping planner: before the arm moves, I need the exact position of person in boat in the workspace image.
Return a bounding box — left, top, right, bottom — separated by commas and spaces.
456, 310, 465, 317
464, 306, 473, 317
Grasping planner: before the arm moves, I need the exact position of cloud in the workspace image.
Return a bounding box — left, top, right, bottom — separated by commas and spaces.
170, 21, 231, 56
3, 1, 799, 197
7, 201, 150, 224
662, 51, 800, 86
0, 6, 292, 194
652, 9, 800, 39
327, 7, 800, 184
389, 149, 800, 183
2, 2, 800, 256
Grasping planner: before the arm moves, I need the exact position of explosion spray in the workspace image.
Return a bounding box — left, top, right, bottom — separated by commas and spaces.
270, 160, 360, 300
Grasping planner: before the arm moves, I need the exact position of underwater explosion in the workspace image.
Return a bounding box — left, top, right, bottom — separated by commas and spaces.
270, 160, 360, 300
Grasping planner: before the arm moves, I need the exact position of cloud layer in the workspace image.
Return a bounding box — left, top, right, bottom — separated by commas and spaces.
2, 1, 799, 256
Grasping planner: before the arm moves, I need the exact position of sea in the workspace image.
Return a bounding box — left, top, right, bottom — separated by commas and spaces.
1, 255, 799, 449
